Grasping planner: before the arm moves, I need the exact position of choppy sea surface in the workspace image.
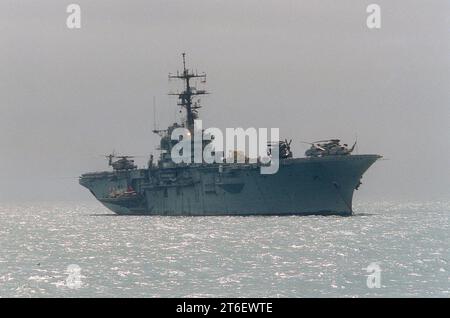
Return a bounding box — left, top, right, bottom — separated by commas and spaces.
0, 201, 448, 297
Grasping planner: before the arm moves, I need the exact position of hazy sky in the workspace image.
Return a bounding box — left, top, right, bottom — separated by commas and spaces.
1, 0, 449, 202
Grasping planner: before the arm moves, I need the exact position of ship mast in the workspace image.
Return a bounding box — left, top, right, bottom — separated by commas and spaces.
169, 53, 208, 132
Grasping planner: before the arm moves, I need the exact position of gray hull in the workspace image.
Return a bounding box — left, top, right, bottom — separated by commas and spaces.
79, 155, 380, 216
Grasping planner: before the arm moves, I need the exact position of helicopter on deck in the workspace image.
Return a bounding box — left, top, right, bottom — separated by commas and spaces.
268, 139, 293, 159
304, 139, 356, 157
105, 154, 138, 171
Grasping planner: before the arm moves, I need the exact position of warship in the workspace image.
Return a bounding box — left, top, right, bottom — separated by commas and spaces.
79, 54, 381, 216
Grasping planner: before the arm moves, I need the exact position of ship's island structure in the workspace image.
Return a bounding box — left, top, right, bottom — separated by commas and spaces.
79, 54, 381, 216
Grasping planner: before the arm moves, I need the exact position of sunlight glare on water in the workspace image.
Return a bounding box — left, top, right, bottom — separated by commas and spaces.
0, 201, 448, 297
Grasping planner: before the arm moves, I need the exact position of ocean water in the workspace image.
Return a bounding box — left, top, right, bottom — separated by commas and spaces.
0, 201, 448, 298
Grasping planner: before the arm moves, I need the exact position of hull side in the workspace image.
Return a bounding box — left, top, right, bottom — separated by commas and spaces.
79, 155, 380, 216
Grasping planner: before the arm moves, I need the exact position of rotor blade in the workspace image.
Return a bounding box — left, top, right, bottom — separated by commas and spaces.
313, 139, 340, 143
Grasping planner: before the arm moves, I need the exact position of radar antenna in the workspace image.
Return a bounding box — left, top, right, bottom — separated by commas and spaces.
168, 53, 208, 132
